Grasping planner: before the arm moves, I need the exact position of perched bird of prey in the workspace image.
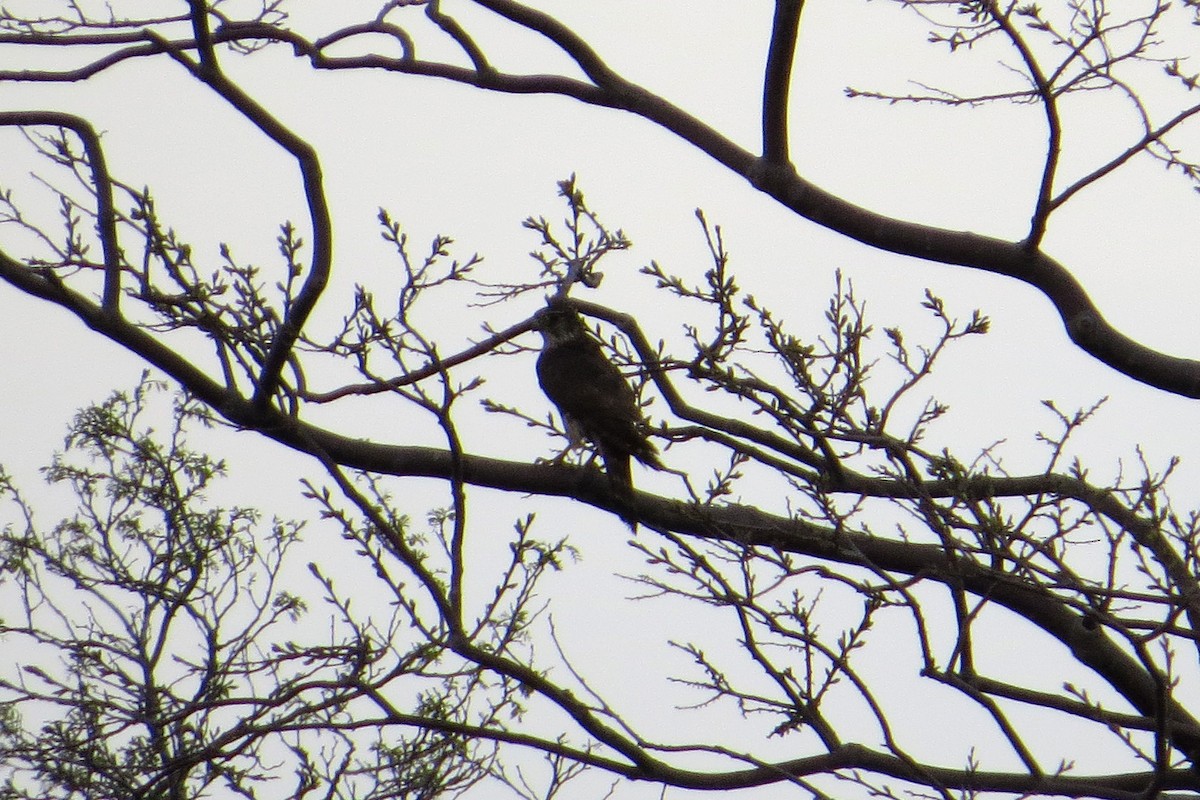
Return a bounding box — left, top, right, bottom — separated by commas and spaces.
534, 305, 662, 507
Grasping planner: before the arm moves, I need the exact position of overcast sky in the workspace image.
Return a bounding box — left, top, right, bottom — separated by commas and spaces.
3, 2, 1200, 796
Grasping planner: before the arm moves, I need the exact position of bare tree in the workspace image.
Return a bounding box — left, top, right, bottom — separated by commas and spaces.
2, 3, 1200, 799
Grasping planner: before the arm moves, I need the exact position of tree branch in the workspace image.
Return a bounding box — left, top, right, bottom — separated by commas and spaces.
762, 0, 803, 165
0, 112, 122, 310
146, 30, 333, 412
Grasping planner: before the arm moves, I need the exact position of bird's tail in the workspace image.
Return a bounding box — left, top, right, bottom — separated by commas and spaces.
600, 448, 640, 531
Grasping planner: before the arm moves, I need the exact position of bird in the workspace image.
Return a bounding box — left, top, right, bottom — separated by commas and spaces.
534, 305, 662, 520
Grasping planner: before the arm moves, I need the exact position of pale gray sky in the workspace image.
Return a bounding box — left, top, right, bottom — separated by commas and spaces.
2, 2, 1200, 797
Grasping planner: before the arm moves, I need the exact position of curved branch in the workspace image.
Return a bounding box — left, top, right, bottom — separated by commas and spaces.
0, 112, 122, 310
426, 1, 492, 76
303, 317, 537, 403
743, 160, 1200, 398
0, 35, 170, 82
989, 3, 1061, 248
762, 0, 803, 164
146, 30, 333, 411
466, 0, 627, 90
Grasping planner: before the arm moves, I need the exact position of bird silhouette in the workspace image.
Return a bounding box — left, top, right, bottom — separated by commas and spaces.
534, 305, 662, 523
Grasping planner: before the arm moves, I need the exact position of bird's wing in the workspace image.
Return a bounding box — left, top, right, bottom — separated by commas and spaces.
537, 335, 661, 469
537, 340, 637, 421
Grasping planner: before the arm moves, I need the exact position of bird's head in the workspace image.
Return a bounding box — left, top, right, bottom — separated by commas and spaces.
534, 305, 588, 346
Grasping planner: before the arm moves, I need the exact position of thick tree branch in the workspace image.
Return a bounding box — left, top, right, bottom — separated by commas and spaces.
762, 0, 803, 165
743, 160, 1200, 397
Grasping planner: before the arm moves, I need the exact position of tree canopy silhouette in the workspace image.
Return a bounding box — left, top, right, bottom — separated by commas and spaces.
3, 3, 1200, 799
